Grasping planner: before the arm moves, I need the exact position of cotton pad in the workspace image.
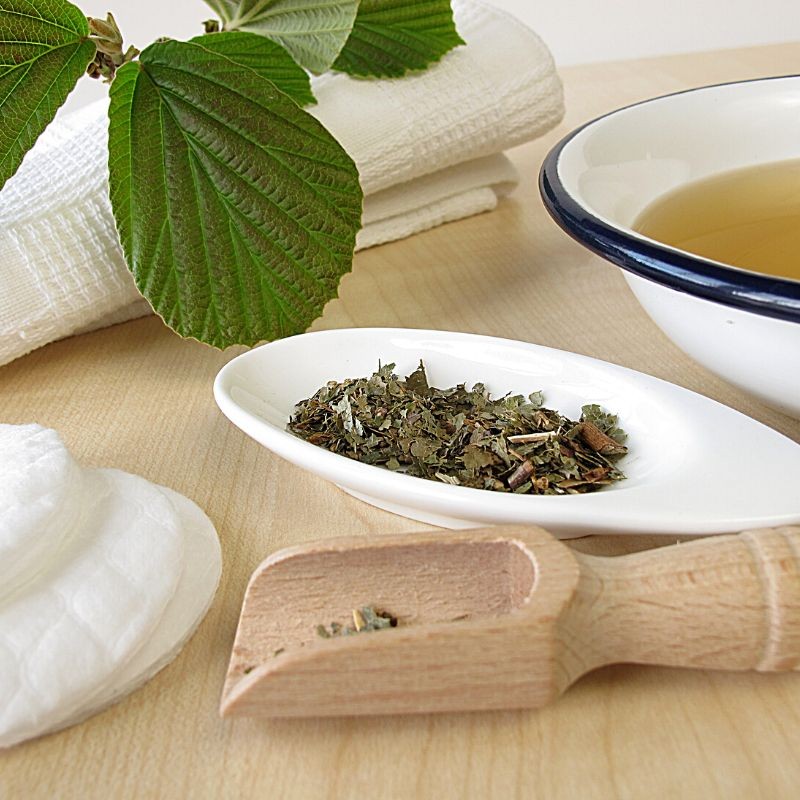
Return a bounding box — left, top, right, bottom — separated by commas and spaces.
54, 482, 221, 734
0, 425, 222, 749
0, 425, 84, 600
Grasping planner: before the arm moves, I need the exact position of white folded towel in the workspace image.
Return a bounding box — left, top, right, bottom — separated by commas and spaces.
0, 0, 563, 367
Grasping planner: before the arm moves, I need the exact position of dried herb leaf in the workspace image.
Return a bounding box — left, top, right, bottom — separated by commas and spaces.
316, 606, 397, 638
289, 362, 628, 495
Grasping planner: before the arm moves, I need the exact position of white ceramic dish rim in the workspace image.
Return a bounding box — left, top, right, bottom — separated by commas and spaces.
213, 328, 800, 537
539, 75, 800, 323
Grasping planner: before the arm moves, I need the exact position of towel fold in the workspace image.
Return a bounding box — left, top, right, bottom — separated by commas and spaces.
0, 0, 563, 367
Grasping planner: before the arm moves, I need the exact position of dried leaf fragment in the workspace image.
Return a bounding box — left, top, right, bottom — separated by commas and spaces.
316, 606, 397, 638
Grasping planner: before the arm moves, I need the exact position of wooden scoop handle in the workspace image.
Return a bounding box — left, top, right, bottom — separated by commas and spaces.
560, 526, 800, 683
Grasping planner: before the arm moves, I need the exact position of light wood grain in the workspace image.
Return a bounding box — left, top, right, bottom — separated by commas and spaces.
562, 526, 800, 679
220, 526, 800, 718
1, 43, 799, 800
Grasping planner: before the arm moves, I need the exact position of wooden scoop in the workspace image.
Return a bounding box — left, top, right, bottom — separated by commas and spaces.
220, 525, 800, 718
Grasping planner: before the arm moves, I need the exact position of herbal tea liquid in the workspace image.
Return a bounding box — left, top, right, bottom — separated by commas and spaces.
633, 159, 800, 282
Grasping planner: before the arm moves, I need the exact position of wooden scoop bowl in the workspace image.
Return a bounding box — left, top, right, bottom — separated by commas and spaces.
220, 525, 800, 718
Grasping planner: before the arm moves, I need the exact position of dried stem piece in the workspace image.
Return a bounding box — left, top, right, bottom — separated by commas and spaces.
508, 432, 557, 444
577, 421, 629, 456
508, 460, 535, 490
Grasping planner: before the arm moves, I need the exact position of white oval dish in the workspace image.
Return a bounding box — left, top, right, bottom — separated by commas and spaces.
213, 328, 800, 538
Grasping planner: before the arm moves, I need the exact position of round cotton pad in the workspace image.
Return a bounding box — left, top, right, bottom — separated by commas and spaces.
0, 424, 84, 600
0, 425, 223, 750
53, 480, 222, 734
0, 465, 186, 748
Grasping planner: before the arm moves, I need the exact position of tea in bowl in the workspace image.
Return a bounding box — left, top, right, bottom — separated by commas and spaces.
540, 76, 800, 418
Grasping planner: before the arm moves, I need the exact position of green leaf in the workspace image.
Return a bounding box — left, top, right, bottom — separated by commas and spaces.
191, 31, 315, 107
333, 0, 463, 78
205, 0, 359, 74
107, 38, 362, 348
0, 0, 96, 189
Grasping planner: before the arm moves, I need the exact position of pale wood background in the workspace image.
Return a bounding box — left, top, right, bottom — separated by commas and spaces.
1, 44, 799, 799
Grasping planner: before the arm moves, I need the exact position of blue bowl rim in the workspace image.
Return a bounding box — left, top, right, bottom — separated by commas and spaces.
539, 74, 800, 324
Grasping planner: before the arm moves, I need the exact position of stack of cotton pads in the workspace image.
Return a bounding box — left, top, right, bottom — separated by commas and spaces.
0, 424, 221, 748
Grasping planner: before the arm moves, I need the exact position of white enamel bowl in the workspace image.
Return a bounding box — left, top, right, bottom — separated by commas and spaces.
540, 76, 800, 418
214, 328, 800, 538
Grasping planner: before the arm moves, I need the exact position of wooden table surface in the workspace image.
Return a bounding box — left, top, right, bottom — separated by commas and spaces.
2, 43, 799, 800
